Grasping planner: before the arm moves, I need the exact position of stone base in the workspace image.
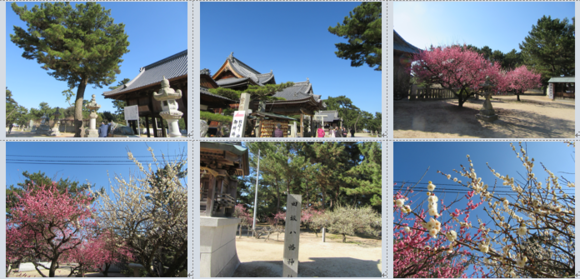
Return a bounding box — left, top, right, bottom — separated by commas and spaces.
200, 217, 241, 277
86, 129, 99, 138
49, 129, 61, 136
35, 125, 51, 135
476, 113, 498, 122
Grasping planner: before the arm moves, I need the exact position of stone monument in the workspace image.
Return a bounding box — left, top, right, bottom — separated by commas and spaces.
153, 77, 183, 138
283, 194, 302, 277
476, 92, 498, 122
49, 108, 61, 136
28, 119, 35, 132
35, 114, 51, 135
85, 95, 101, 137
200, 120, 209, 137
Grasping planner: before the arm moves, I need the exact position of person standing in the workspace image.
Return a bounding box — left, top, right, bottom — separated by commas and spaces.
350, 127, 355, 137
107, 121, 114, 137
342, 127, 347, 137
273, 124, 284, 137
317, 125, 325, 138
98, 122, 108, 137
335, 126, 342, 138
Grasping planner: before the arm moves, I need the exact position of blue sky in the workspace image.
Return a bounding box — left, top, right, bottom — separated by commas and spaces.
394, 141, 575, 276
6, 142, 188, 196
6, 2, 187, 112
394, 2, 575, 53
201, 2, 382, 115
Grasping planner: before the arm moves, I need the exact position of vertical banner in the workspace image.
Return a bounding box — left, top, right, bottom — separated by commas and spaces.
230, 111, 246, 138
283, 194, 301, 277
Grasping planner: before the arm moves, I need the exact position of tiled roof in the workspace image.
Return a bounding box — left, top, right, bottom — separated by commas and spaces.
216, 77, 252, 87
548, 77, 575, 83
226, 52, 275, 86
394, 30, 421, 54
273, 80, 314, 101
200, 87, 235, 102
253, 112, 297, 121
104, 50, 187, 97
314, 110, 341, 122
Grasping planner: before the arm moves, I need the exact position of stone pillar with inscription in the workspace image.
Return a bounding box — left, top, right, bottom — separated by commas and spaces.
283, 194, 301, 277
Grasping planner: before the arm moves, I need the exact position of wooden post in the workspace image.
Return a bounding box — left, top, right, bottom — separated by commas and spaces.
160, 118, 167, 137
300, 114, 304, 137
145, 116, 151, 138
283, 194, 301, 277
206, 175, 216, 216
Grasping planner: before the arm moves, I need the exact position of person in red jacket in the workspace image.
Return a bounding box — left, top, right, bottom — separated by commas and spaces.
317, 125, 325, 138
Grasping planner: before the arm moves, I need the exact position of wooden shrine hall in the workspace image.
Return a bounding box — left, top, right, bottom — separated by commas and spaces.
103, 50, 188, 137
211, 52, 326, 137
200, 142, 249, 217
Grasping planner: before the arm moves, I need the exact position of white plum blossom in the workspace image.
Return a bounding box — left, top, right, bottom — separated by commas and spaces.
395, 198, 405, 208
517, 225, 527, 237
445, 230, 457, 242
479, 243, 489, 253
427, 181, 436, 191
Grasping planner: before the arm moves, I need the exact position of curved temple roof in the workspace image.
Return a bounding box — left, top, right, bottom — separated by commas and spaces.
104, 50, 188, 97
394, 30, 421, 54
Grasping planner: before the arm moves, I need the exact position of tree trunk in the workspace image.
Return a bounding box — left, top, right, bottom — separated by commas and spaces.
49, 259, 58, 277
342, 233, 347, 243
517, 91, 521, 101
103, 263, 110, 277
74, 78, 89, 137
276, 181, 280, 212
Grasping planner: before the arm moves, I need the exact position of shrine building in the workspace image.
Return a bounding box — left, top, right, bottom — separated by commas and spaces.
103, 50, 188, 137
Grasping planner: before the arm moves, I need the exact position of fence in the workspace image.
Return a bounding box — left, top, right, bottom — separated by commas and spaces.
408, 85, 478, 101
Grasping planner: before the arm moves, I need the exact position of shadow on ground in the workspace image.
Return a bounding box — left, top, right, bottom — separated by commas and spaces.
233, 257, 381, 277
394, 99, 574, 138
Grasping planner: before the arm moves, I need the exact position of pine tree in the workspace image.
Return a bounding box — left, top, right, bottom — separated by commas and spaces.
10, 2, 130, 137
343, 142, 382, 211
328, 2, 382, 71
519, 16, 575, 85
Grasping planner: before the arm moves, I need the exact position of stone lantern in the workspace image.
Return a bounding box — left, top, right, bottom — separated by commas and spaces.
153, 76, 183, 137
85, 94, 101, 137
50, 107, 62, 136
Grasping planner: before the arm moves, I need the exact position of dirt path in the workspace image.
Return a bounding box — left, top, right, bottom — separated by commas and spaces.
9, 269, 124, 277
233, 232, 382, 277
394, 97, 574, 138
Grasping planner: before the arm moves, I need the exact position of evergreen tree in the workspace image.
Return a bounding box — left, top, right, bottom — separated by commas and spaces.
343, 142, 382, 212
328, 2, 382, 71
323, 96, 362, 131
108, 78, 131, 120
519, 16, 575, 85
10, 2, 130, 137
6, 88, 27, 127
209, 82, 294, 102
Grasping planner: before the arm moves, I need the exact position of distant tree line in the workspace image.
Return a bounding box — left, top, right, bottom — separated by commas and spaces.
236, 142, 382, 222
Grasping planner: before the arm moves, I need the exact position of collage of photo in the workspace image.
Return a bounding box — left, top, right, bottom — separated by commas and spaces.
0, 1, 576, 278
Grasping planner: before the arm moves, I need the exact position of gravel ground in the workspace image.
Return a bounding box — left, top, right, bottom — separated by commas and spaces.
394, 96, 574, 138
233, 232, 382, 277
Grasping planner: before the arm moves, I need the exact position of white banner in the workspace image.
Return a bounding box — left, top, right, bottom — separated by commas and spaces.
124, 105, 139, 121
229, 111, 246, 138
